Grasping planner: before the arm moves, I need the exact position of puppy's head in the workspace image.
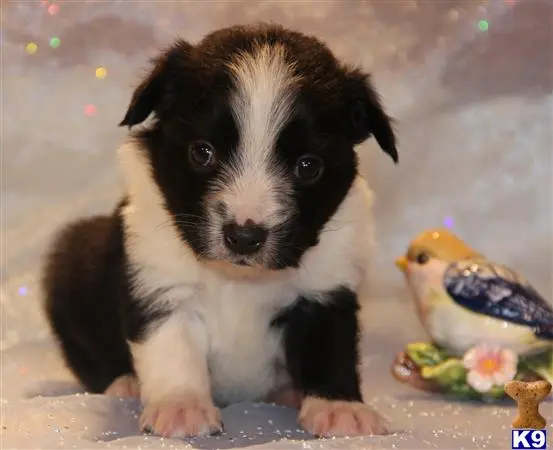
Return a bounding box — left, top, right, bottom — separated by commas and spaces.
121, 24, 397, 271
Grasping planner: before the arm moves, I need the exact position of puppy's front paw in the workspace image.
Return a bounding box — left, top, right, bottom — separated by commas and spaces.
140, 396, 222, 438
299, 397, 387, 437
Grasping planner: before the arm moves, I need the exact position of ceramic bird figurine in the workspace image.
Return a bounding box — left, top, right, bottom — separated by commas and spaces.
395, 228, 553, 357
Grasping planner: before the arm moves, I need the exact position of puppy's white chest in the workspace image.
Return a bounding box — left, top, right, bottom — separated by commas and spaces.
199, 278, 294, 406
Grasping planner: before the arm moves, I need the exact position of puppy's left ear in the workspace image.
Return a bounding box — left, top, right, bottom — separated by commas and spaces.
343, 68, 398, 163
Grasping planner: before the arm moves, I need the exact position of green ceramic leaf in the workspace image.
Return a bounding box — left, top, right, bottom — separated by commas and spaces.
522, 348, 553, 383
517, 359, 531, 373
405, 342, 448, 367
484, 385, 506, 399
420, 359, 466, 385
514, 370, 528, 381
448, 383, 482, 400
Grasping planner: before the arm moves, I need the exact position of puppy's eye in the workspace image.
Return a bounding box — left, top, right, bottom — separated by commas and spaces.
294, 155, 324, 185
189, 141, 216, 170
416, 252, 429, 265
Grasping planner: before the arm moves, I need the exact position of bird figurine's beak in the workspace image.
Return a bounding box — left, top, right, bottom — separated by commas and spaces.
395, 256, 408, 272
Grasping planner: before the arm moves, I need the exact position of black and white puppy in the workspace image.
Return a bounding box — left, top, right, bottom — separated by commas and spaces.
43, 23, 398, 439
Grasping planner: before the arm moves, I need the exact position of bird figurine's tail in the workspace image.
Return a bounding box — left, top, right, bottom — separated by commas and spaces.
535, 325, 553, 340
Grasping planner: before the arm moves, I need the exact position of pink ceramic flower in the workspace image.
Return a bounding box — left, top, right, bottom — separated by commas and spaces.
463, 344, 518, 393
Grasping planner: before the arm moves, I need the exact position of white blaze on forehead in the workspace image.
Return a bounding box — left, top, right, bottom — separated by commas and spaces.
223, 44, 300, 226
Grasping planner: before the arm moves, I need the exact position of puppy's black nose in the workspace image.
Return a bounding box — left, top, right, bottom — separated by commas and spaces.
223, 220, 268, 255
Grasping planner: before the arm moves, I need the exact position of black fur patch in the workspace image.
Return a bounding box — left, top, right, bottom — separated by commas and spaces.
269, 112, 358, 268
42, 204, 134, 393
135, 102, 240, 260
273, 286, 363, 402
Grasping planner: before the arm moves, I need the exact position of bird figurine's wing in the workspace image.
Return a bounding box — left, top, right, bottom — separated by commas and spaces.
443, 259, 553, 340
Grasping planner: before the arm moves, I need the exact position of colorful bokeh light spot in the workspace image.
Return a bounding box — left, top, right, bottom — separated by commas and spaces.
443, 216, 454, 228
25, 42, 38, 54
18, 286, 29, 296
478, 20, 489, 31
49, 37, 61, 49
84, 104, 97, 116
95, 67, 107, 79
48, 3, 60, 15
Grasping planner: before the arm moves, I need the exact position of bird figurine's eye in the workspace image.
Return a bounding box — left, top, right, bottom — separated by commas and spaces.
416, 252, 429, 265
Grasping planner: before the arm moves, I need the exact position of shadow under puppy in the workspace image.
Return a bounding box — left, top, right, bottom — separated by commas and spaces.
43, 23, 398, 439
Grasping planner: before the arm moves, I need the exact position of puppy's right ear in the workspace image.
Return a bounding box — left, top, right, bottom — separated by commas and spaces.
119, 40, 193, 127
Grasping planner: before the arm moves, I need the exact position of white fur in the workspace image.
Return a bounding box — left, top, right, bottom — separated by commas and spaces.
218, 44, 299, 227
117, 139, 374, 407
130, 308, 211, 405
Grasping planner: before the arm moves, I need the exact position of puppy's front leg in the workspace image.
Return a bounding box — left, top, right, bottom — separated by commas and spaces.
281, 287, 387, 437
129, 308, 222, 438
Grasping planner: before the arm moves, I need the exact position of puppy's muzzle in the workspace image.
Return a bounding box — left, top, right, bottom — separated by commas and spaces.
223, 219, 268, 256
